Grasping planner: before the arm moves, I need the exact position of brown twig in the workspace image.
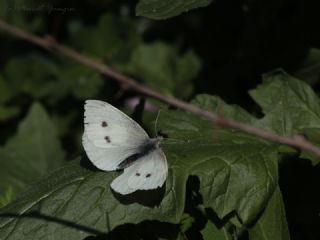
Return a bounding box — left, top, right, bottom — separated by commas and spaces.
1, 19, 320, 157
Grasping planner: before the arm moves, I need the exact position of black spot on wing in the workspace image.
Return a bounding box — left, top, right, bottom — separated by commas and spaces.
135, 173, 140, 176
146, 174, 151, 178
104, 136, 111, 143
101, 121, 108, 127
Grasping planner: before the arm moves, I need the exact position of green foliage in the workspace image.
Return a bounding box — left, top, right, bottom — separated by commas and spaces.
0, 93, 282, 238
3, 55, 60, 99
248, 187, 290, 240
0, 160, 181, 239
136, 0, 213, 19
68, 13, 141, 60
201, 220, 232, 240
159, 95, 278, 224
67, 13, 202, 98
1, 54, 105, 102
0, 187, 14, 207
0, 105, 20, 121
295, 48, 320, 85
250, 71, 320, 165
57, 65, 104, 99
118, 42, 201, 98
180, 213, 195, 233
0, 75, 13, 104
1, 73, 318, 239
0, 103, 64, 206
0, 0, 44, 32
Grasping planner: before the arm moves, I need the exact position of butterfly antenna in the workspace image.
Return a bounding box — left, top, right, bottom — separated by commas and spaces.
164, 138, 190, 144
154, 109, 161, 137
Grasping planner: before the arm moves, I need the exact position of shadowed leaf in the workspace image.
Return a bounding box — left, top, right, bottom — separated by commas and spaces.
136, 0, 213, 19
0, 103, 65, 205
248, 187, 290, 240
250, 70, 320, 165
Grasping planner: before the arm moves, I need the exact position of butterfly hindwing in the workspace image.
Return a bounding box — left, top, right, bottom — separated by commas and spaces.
110, 148, 168, 194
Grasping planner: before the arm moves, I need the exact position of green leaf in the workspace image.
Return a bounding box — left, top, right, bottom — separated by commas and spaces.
0, 102, 65, 203
3, 55, 62, 99
118, 42, 201, 98
57, 65, 104, 99
249, 70, 320, 165
0, 105, 20, 121
0, 0, 44, 32
3, 54, 104, 101
175, 50, 202, 98
0, 75, 13, 103
136, 0, 213, 19
68, 14, 140, 60
295, 48, 320, 85
0, 95, 278, 238
0, 161, 181, 239
248, 186, 290, 240
201, 220, 232, 240
0, 74, 18, 122
120, 42, 176, 94
192, 94, 257, 124
180, 213, 194, 233
0, 187, 15, 208
158, 101, 278, 224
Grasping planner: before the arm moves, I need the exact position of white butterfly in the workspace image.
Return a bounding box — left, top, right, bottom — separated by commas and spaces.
82, 100, 168, 195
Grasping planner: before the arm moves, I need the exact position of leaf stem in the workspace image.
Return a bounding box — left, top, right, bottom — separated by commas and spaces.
1, 19, 320, 157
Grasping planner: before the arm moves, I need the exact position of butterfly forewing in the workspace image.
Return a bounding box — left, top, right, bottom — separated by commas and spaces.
83, 133, 137, 170
84, 100, 149, 148
83, 100, 149, 171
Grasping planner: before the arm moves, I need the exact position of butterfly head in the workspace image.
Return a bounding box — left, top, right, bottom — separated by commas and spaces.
153, 136, 164, 147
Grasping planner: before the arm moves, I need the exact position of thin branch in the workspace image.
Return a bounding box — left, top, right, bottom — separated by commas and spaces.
1, 19, 320, 157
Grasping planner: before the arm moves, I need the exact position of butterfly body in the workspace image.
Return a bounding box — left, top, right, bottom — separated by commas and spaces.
82, 100, 168, 195
117, 137, 161, 169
